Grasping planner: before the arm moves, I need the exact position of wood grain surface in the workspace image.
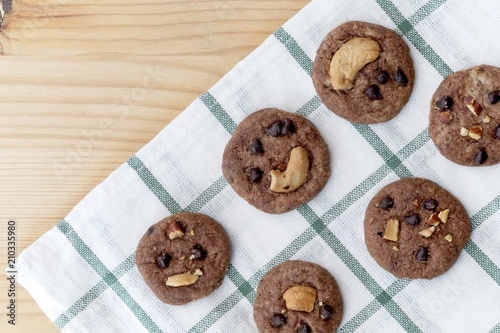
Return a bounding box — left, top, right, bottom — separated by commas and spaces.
0, 0, 309, 331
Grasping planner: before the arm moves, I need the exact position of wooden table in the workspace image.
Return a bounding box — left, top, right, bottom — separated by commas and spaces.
0, 1, 309, 331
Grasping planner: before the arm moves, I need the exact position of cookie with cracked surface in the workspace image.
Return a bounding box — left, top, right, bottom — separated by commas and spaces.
253, 260, 343, 333
429, 65, 500, 166
312, 21, 414, 124
135, 212, 230, 305
364, 178, 470, 279
221, 108, 330, 214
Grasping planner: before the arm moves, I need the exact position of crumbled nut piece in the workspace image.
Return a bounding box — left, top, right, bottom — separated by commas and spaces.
468, 125, 483, 140
392, 246, 399, 251
438, 111, 453, 124
189, 255, 195, 260
419, 226, 435, 238
483, 115, 491, 123
413, 199, 419, 207
383, 219, 399, 242
438, 209, 450, 223
428, 212, 441, 226
190, 230, 195, 236
166, 221, 185, 240
283, 285, 317, 313
193, 269, 203, 276
165, 273, 199, 287
270, 146, 309, 193
329, 38, 380, 90
460, 127, 469, 137
464, 95, 483, 117
445, 234, 453, 242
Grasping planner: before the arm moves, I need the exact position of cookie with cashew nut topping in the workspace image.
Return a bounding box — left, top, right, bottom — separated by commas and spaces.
135, 212, 230, 305
253, 260, 343, 332
222, 108, 330, 214
312, 21, 414, 124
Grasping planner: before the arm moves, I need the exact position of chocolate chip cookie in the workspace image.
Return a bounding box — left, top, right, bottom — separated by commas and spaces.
135, 212, 230, 305
429, 65, 500, 166
253, 260, 343, 333
312, 21, 414, 124
364, 178, 470, 279
222, 108, 330, 214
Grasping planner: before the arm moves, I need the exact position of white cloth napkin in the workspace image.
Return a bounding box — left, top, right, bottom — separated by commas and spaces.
17, 0, 500, 332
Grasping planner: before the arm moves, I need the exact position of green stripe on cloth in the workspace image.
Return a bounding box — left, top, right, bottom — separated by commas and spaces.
490, 322, 500, 333
184, 176, 228, 212
296, 95, 322, 117
199, 92, 237, 134
339, 298, 382, 333
352, 124, 412, 178
188, 291, 245, 333
408, 0, 447, 26
57, 221, 161, 332
227, 264, 255, 302
54, 254, 136, 328
375, 0, 453, 77
338, 278, 413, 333
54, 280, 108, 328
470, 194, 500, 231
298, 204, 384, 295
127, 155, 182, 214
273, 27, 313, 75
465, 241, 500, 286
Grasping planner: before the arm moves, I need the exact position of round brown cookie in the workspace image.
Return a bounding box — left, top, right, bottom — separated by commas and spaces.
135, 212, 230, 305
312, 21, 414, 124
429, 65, 500, 166
222, 108, 330, 214
253, 260, 343, 333
364, 178, 470, 279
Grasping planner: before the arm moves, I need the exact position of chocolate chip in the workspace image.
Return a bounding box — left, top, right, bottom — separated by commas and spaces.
297, 323, 311, 333
436, 96, 453, 111
271, 313, 287, 328
266, 119, 296, 137
422, 199, 438, 211
266, 121, 283, 137
394, 68, 409, 86
366, 84, 382, 100
474, 148, 488, 165
416, 246, 428, 262
376, 70, 390, 84
320, 303, 334, 320
248, 167, 263, 183
147, 226, 156, 235
249, 139, 264, 154
495, 125, 500, 139
281, 118, 296, 135
192, 244, 207, 260
487, 90, 500, 104
404, 213, 421, 226
156, 254, 171, 268
379, 196, 394, 210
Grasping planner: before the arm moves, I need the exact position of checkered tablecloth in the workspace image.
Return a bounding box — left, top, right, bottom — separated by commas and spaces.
17, 0, 500, 332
